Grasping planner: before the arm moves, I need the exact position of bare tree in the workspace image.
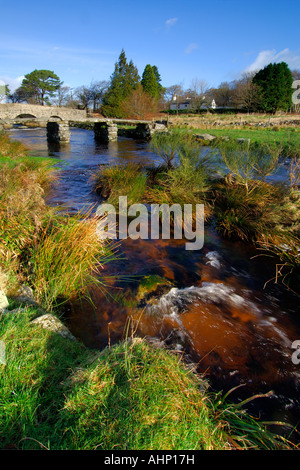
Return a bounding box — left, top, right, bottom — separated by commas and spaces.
187, 78, 210, 111
211, 81, 234, 108
89, 80, 109, 112
74, 85, 92, 110
232, 73, 262, 112
164, 84, 184, 107
52, 85, 71, 107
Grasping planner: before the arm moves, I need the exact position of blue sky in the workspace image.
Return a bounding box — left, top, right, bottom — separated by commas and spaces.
1, 0, 300, 92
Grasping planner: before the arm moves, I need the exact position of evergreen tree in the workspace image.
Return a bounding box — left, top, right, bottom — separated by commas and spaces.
152, 65, 165, 97
141, 64, 159, 98
253, 62, 293, 113
141, 64, 164, 99
102, 50, 140, 118
19, 69, 62, 105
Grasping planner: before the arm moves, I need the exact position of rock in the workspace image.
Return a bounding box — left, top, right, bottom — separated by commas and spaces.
236, 138, 251, 144
15, 285, 37, 304
0, 290, 9, 312
196, 133, 216, 141
31, 314, 76, 341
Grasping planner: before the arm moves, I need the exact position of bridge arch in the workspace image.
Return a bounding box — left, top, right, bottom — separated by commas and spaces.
48, 115, 63, 122
15, 113, 37, 120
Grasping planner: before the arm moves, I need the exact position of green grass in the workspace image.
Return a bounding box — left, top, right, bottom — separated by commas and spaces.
0, 308, 290, 450
93, 162, 147, 206
194, 127, 300, 158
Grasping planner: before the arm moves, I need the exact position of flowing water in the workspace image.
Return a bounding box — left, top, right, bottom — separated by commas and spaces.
8, 126, 300, 434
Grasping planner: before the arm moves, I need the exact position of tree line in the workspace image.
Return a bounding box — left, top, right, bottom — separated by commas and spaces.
3, 50, 165, 119
168, 63, 299, 114
2, 50, 300, 116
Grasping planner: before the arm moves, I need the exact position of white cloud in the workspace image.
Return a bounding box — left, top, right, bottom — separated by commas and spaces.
0, 75, 24, 92
185, 43, 198, 54
165, 17, 178, 28
245, 48, 300, 73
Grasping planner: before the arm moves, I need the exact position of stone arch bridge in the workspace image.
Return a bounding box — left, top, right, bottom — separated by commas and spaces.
0, 103, 167, 143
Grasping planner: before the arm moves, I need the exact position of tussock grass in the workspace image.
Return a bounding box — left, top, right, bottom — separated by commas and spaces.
93, 162, 147, 206
31, 213, 114, 310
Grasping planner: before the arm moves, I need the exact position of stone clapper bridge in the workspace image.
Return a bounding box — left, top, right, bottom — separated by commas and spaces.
0, 103, 168, 143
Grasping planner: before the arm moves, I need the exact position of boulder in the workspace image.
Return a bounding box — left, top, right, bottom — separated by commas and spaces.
195, 133, 216, 141
31, 314, 76, 341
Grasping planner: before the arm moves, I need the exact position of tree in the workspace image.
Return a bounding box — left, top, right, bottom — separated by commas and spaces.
232, 73, 262, 112
187, 78, 210, 111
211, 82, 234, 108
163, 84, 184, 109
89, 80, 109, 112
141, 64, 159, 98
52, 85, 71, 107
121, 83, 158, 119
292, 69, 300, 80
18, 69, 62, 106
101, 49, 140, 118
141, 64, 164, 101
253, 62, 293, 113
7, 86, 31, 103
74, 85, 92, 110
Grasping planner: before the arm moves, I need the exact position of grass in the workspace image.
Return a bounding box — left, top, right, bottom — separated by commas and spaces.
0, 132, 115, 310
0, 307, 291, 450
184, 126, 300, 158
31, 212, 115, 310
93, 162, 147, 206
0, 130, 298, 450
92, 128, 300, 291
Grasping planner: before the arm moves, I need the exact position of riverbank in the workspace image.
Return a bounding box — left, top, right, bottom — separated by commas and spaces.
0, 131, 294, 450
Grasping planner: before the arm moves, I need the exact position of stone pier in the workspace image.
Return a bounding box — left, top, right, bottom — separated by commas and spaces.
134, 122, 167, 140
94, 121, 118, 143
47, 121, 70, 144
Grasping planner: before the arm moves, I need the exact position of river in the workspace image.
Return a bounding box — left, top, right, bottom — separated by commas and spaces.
8, 125, 300, 436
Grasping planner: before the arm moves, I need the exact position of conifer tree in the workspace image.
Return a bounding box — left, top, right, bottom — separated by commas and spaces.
141, 64, 164, 99
102, 50, 140, 118
253, 62, 293, 113
18, 69, 62, 105
141, 64, 159, 98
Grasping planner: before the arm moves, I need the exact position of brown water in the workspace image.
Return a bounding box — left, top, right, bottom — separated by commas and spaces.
9, 126, 300, 433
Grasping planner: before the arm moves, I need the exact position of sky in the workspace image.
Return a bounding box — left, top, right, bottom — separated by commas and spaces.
1, 0, 300, 94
